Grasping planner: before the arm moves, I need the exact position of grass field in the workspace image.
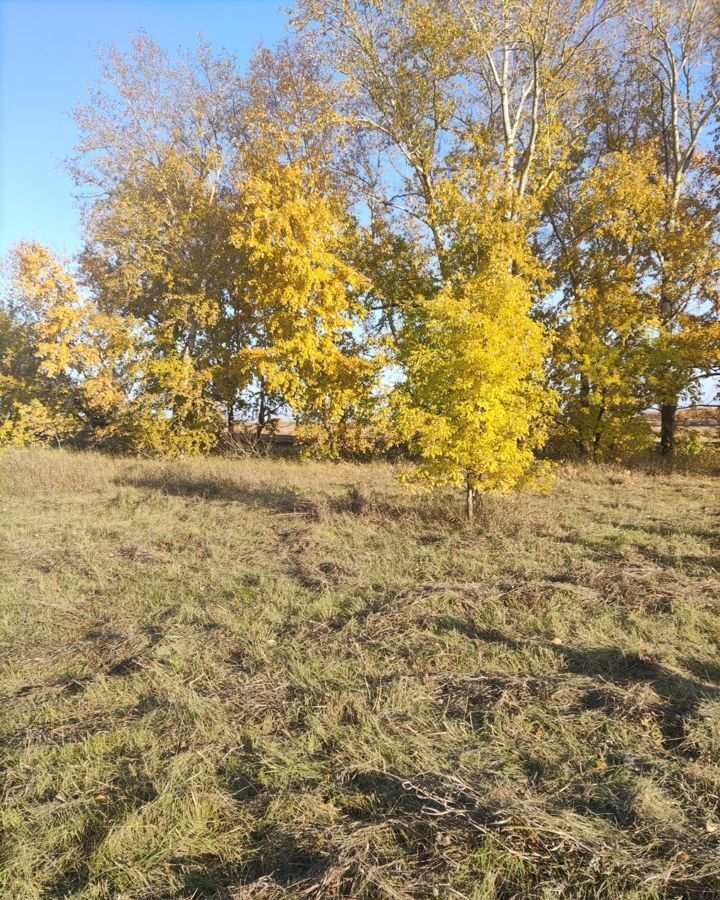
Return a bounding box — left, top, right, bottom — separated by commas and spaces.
0, 449, 718, 899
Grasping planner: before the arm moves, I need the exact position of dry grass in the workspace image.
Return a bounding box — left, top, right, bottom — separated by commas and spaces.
0, 449, 718, 899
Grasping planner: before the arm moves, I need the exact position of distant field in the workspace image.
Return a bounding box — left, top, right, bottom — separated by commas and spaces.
644, 408, 720, 446
1, 450, 719, 899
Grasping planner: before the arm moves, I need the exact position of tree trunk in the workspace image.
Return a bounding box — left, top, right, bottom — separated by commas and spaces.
256, 389, 267, 441
660, 403, 677, 459
184, 315, 198, 360
465, 481, 475, 522
593, 404, 606, 455
576, 375, 592, 457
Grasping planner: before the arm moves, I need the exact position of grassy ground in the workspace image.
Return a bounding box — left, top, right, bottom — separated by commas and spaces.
0, 449, 718, 899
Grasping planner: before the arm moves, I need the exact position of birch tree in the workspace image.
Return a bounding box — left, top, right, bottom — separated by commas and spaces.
295, 0, 616, 510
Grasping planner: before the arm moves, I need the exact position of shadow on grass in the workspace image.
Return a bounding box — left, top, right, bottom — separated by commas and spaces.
611, 520, 718, 543
557, 642, 718, 751
682, 656, 720, 684
242, 826, 329, 888
343, 769, 495, 836
433, 617, 525, 648
117, 472, 323, 518
437, 620, 718, 754
44, 775, 158, 899
631, 544, 720, 573
553, 528, 719, 573
117, 472, 474, 528
328, 486, 471, 528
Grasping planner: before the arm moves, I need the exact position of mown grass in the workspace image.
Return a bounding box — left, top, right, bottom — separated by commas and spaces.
0, 449, 718, 899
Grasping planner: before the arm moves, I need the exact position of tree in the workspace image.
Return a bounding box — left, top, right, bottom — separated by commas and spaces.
73, 35, 379, 453
0, 242, 143, 449
232, 154, 376, 453
394, 226, 553, 518
74, 34, 244, 450
548, 147, 660, 457
621, 0, 720, 456
295, 0, 606, 507
226, 44, 379, 455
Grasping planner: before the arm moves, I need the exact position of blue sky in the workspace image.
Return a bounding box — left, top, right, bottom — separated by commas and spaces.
0, 0, 288, 259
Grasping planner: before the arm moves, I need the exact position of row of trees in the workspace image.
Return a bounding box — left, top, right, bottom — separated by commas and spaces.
1, 0, 719, 503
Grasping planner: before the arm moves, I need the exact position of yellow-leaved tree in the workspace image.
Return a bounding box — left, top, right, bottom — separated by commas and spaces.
548, 147, 660, 458
235, 157, 376, 455
75, 35, 243, 452
622, 0, 720, 456
228, 45, 379, 456
296, 0, 608, 512
0, 241, 143, 449
394, 221, 553, 518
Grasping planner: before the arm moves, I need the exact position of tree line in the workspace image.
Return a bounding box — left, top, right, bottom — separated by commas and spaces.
1, 0, 719, 506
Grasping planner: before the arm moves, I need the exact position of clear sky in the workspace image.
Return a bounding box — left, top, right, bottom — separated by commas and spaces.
0, 0, 288, 259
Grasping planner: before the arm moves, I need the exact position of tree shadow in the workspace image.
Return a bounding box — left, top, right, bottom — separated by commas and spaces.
619, 540, 720, 572
44, 776, 158, 899
437, 619, 718, 755
241, 825, 330, 887
529, 634, 716, 753
343, 769, 495, 835
432, 617, 525, 648
555, 529, 719, 573
116, 472, 323, 518
682, 656, 720, 685
328, 484, 470, 528
612, 520, 718, 543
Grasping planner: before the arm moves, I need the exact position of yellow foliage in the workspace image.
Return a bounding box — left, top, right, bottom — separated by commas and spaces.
2, 242, 218, 455
394, 239, 555, 493
0, 400, 79, 449
230, 153, 378, 449
551, 142, 719, 457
